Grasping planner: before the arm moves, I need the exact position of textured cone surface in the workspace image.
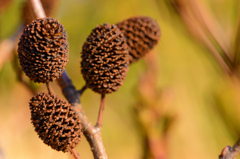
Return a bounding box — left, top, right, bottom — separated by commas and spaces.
22, 0, 57, 25
29, 92, 82, 152
81, 23, 129, 94
18, 17, 69, 83
117, 16, 161, 64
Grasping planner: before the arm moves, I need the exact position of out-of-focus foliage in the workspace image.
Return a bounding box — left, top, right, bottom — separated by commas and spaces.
0, 0, 240, 159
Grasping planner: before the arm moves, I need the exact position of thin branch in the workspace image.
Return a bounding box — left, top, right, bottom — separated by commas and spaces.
232, 2, 240, 66
78, 85, 87, 95
0, 25, 24, 70
95, 94, 105, 128
69, 148, 81, 159
169, 0, 232, 74
189, 0, 233, 63
57, 71, 108, 159
29, 0, 108, 158
46, 82, 54, 95
12, 54, 36, 95
219, 138, 240, 159
29, 0, 45, 18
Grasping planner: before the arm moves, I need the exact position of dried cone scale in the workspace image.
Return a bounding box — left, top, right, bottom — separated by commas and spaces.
18, 17, 69, 83
29, 92, 82, 152
81, 23, 129, 94
117, 16, 161, 64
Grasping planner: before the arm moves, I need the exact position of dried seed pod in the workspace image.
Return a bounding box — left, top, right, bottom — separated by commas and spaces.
22, 0, 57, 25
29, 92, 82, 152
18, 17, 69, 83
81, 23, 129, 94
117, 16, 161, 64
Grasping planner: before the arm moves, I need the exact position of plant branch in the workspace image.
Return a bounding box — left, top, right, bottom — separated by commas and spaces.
46, 82, 54, 95
95, 94, 105, 128
219, 138, 240, 159
30, 0, 45, 18
78, 85, 87, 95
69, 148, 80, 159
12, 53, 36, 95
168, 0, 233, 75
57, 71, 108, 159
30, 0, 108, 158
0, 25, 24, 71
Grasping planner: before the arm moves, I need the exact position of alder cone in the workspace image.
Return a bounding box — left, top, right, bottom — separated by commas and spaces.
29, 92, 82, 152
18, 17, 69, 83
22, 0, 57, 25
117, 16, 161, 64
81, 23, 129, 94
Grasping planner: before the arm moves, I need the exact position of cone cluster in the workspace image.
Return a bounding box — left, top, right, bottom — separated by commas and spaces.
81, 23, 129, 94
29, 92, 82, 152
117, 16, 161, 64
18, 17, 69, 83
81, 16, 160, 94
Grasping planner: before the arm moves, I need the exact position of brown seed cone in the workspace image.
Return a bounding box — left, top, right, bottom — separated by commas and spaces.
117, 16, 161, 64
22, 0, 57, 25
29, 92, 82, 152
17, 17, 69, 83
81, 23, 129, 94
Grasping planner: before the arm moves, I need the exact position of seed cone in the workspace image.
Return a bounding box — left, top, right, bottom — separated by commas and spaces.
117, 16, 161, 64
29, 92, 82, 152
18, 17, 69, 83
81, 23, 129, 94
22, 0, 57, 25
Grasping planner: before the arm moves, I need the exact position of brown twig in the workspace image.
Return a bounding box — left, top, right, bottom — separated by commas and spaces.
95, 94, 105, 128
12, 53, 36, 95
232, 2, 240, 66
30, 0, 46, 18
0, 25, 24, 71
168, 0, 233, 75
57, 71, 108, 159
78, 85, 87, 95
30, 0, 108, 158
69, 148, 81, 159
219, 138, 240, 159
133, 51, 171, 159
189, 0, 232, 62
46, 82, 54, 95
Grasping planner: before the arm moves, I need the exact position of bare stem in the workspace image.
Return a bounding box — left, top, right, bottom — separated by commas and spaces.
95, 94, 106, 128
70, 148, 80, 159
0, 25, 24, 71
78, 85, 87, 95
219, 138, 240, 159
168, 0, 233, 75
46, 82, 54, 95
12, 53, 36, 94
57, 71, 108, 159
29, 0, 46, 18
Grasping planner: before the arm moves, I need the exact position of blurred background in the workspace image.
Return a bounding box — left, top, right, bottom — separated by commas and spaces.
1, 0, 240, 158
